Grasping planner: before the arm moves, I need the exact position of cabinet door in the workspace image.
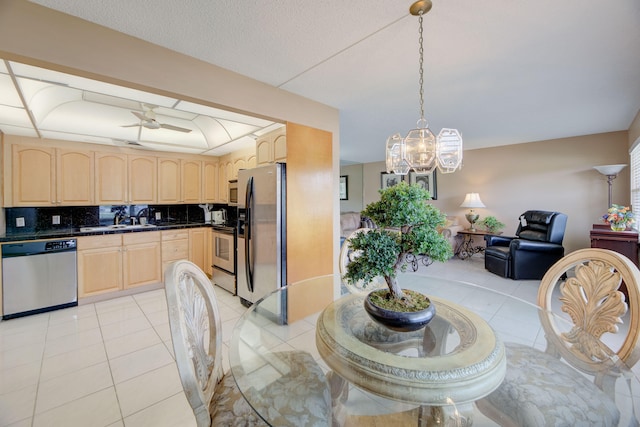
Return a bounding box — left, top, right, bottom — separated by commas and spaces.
246, 155, 257, 169
182, 160, 202, 203
218, 162, 227, 203
129, 155, 157, 204
57, 149, 94, 205
11, 145, 55, 206
189, 227, 208, 273
256, 138, 272, 165
95, 153, 127, 204
78, 246, 123, 297
158, 158, 181, 203
233, 158, 245, 179
203, 161, 218, 202
123, 241, 161, 288
273, 133, 287, 162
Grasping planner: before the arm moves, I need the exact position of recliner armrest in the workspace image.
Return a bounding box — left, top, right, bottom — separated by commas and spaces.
511, 239, 564, 253
485, 235, 515, 247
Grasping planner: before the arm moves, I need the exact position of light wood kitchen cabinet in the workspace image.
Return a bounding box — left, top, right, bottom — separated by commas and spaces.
77, 234, 123, 298
95, 153, 127, 204
189, 227, 212, 276
157, 157, 181, 203
10, 145, 94, 206
158, 158, 202, 203
77, 232, 161, 298
218, 160, 228, 203
122, 232, 162, 289
161, 229, 189, 280
256, 128, 286, 165
182, 159, 202, 203
203, 160, 218, 202
233, 158, 246, 178
247, 154, 257, 169
128, 155, 157, 204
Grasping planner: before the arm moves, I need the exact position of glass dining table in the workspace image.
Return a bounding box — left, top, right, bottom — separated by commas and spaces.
229, 273, 640, 426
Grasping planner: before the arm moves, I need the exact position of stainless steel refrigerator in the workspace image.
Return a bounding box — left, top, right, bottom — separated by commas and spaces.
237, 163, 286, 310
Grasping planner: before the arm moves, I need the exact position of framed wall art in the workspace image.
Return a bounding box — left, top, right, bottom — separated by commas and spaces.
339, 175, 348, 200
380, 172, 403, 190
409, 170, 437, 200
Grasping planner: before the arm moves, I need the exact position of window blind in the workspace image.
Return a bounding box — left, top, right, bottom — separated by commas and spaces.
630, 142, 640, 229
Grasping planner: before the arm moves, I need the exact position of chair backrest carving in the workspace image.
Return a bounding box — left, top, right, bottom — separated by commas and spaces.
538, 249, 640, 391
165, 260, 222, 427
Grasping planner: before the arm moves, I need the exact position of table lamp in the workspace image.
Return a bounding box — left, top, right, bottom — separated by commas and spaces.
460, 193, 485, 231
593, 164, 627, 209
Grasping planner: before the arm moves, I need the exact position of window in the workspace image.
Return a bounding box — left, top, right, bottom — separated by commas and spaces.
630, 139, 640, 229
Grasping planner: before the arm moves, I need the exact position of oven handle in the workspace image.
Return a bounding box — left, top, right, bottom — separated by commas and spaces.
245, 176, 254, 293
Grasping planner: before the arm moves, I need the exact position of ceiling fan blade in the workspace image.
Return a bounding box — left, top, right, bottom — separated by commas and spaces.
122, 123, 141, 128
159, 123, 192, 133
131, 111, 147, 121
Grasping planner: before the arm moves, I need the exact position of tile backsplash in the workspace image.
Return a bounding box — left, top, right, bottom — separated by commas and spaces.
4, 204, 224, 235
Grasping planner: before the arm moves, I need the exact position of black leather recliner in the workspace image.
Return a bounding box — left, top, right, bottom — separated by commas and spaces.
484, 210, 567, 280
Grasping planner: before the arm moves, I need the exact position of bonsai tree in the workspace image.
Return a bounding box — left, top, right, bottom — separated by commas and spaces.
343, 182, 452, 306
478, 216, 505, 233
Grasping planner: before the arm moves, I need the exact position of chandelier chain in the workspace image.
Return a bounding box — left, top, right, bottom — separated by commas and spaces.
418, 12, 425, 125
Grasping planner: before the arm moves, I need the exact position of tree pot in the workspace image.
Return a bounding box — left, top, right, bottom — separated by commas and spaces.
363, 290, 436, 332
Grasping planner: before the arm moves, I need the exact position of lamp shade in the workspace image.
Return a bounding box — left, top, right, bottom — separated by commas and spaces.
460, 193, 485, 208
593, 164, 627, 176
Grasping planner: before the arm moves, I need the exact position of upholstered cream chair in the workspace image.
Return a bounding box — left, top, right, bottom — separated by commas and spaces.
164, 260, 331, 426
476, 249, 640, 426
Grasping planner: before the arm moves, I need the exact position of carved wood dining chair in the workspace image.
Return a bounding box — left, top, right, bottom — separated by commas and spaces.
476, 248, 640, 426
164, 260, 331, 427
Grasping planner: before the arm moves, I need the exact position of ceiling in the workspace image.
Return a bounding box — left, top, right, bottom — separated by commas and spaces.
8, 0, 640, 163
0, 60, 283, 156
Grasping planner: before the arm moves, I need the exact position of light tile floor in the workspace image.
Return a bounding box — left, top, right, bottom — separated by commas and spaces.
0, 255, 613, 426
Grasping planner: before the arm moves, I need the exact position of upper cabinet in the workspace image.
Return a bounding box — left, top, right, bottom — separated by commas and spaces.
202, 160, 219, 203
158, 157, 202, 203
129, 155, 157, 204
9, 144, 94, 206
256, 128, 286, 166
95, 153, 157, 205
95, 153, 127, 204
3, 137, 229, 206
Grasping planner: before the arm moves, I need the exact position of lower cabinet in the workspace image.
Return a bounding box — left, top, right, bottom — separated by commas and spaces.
77, 228, 210, 299
189, 227, 212, 276
78, 232, 161, 298
161, 229, 190, 281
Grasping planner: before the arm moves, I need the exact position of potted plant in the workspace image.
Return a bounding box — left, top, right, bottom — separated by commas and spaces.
478, 216, 505, 234
342, 182, 452, 331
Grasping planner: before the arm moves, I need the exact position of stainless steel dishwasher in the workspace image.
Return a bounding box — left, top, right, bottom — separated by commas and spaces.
2, 239, 78, 320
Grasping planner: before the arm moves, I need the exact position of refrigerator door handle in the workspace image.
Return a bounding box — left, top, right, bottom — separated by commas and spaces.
245, 176, 254, 292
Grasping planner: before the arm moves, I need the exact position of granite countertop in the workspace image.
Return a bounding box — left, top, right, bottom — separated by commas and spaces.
0, 222, 218, 243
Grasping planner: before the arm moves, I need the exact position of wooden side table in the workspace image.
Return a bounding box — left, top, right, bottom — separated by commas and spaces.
589, 224, 639, 267
455, 229, 501, 260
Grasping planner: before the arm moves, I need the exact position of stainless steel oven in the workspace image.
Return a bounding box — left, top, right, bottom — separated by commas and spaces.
212, 226, 236, 294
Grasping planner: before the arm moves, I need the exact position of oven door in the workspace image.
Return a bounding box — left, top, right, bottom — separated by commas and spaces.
212, 231, 235, 273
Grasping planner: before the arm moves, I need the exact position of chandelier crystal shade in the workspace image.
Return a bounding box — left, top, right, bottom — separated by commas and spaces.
386, 0, 463, 176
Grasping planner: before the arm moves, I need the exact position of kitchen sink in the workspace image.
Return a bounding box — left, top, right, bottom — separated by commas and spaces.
79, 224, 158, 233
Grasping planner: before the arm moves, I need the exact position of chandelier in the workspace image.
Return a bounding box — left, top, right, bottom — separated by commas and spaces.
386, 0, 463, 176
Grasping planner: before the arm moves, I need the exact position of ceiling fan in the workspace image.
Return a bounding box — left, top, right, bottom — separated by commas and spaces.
122, 107, 192, 133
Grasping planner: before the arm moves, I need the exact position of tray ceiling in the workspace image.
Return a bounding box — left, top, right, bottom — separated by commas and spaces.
0, 60, 283, 156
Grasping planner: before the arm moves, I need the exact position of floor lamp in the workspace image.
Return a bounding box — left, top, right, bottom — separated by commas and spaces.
593, 164, 627, 208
